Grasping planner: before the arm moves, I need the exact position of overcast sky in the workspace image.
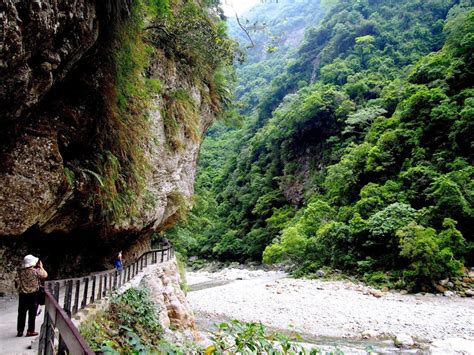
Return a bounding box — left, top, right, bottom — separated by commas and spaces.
222, 0, 260, 15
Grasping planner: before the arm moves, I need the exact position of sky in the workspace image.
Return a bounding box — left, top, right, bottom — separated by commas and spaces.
221, 0, 260, 16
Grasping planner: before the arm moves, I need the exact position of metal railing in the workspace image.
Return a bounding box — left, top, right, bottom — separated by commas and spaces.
38, 247, 174, 354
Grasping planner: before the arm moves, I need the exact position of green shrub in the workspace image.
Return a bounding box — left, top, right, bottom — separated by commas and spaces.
175, 252, 189, 293
80, 287, 163, 353
262, 243, 284, 264
397, 222, 464, 288
280, 226, 308, 263
367, 203, 417, 237
207, 320, 320, 354
311, 221, 353, 268
162, 88, 199, 151
364, 271, 390, 287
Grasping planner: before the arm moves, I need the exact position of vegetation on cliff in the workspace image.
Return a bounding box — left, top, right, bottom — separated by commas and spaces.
90, 0, 152, 224
80, 288, 165, 353
168, 0, 474, 290
85, 0, 235, 224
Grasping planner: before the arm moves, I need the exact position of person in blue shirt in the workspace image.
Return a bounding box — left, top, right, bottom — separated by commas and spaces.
114, 251, 123, 270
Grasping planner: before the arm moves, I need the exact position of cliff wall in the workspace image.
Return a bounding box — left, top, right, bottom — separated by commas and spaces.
0, 0, 230, 292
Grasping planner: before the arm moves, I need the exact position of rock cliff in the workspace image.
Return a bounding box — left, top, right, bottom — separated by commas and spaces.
141, 260, 196, 330
0, 0, 230, 292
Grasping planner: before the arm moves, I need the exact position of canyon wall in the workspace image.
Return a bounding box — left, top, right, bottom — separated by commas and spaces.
0, 0, 226, 293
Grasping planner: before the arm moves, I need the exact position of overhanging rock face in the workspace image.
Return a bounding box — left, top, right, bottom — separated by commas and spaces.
0, 0, 99, 123
0, 0, 99, 237
0, 1, 211, 236
0, 1, 216, 292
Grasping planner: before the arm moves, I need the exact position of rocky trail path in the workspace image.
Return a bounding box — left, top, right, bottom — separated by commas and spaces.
187, 267, 474, 354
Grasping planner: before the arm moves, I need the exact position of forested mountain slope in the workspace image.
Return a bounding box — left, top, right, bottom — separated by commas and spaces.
227, 0, 327, 111
167, 0, 329, 254
169, 0, 474, 289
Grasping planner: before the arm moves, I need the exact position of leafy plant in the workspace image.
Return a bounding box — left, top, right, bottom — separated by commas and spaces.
207, 320, 318, 354
162, 88, 200, 151
80, 287, 163, 353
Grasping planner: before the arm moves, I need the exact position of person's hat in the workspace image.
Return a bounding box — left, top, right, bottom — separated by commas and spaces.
22, 254, 39, 268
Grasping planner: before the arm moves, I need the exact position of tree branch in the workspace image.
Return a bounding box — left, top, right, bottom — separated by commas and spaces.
234, 11, 255, 48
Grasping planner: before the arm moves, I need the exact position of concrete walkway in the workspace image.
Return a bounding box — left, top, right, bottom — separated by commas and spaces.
0, 272, 106, 354
0, 250, 172, 354
0, 295, 42, 355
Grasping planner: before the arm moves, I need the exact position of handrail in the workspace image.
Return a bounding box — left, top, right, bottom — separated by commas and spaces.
40, 289, 94, 355
38, 246, 174, 354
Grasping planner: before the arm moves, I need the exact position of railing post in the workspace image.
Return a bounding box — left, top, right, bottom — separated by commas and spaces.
58, 335, 69, 354
53, 282, 60, 301
161, 250, 164, 262
82, 277, 89, 309
103, 274, 108, 297
97, 274, 102, 300
39, 305, 54, 355
63, 280, 73, 317
73, 280, 80, 314
45, 311, 55, 355
113, 271, 118, 290
90, 275, 96, 303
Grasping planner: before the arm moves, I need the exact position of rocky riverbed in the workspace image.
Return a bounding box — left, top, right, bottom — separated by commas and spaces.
187, 267, 474, 354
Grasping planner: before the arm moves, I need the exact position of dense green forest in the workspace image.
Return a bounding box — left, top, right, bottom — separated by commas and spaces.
167, 0, 474, 289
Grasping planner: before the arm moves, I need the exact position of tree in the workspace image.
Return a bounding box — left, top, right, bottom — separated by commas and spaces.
343, 106, 387, 135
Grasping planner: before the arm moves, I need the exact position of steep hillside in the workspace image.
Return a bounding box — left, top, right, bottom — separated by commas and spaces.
228, 0, 326, 112
0, 0, 234, 291
166, 0, 328, 257
170, 0, 474, 289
